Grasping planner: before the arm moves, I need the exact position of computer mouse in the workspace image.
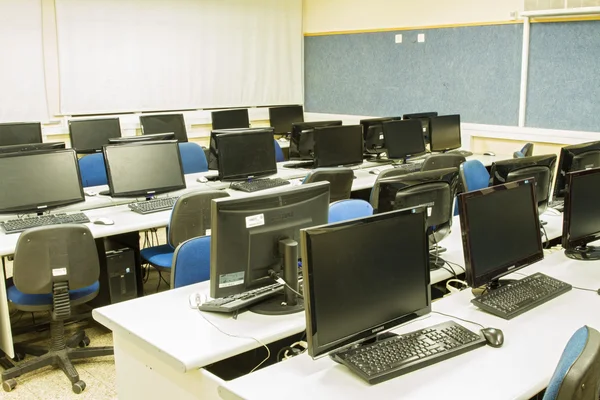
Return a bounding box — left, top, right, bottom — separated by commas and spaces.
369, 169, 381, 175
93, 217, 114, 226
480, 327, 504, 348
483, 151, 496, 156
188, 292, 207, 309
197, 176, 209, 183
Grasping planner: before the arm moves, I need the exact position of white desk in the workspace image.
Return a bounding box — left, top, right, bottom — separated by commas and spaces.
219, 251, 600, 400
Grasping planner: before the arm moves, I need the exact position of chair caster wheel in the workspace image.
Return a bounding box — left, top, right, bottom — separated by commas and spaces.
3, 379, 17, 392
72, 380, 86, 394
78, 337, 90, 348
12, 352, 25, 362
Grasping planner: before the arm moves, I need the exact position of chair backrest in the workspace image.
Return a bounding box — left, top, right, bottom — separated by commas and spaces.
171, 236, 211, 289
168, 190, 229, 248
543, 326, 600, 400
178, 142, 208, 174
421, 154, 466, 172
328, 199, 373, 223
369, 167, 422, 209
513, 151, 525, 158
274, 140, 285, 162
459, 159, 490, 192
13, 225, 100, 294
522, 142, 534, 157
303, 167, 353, 202
78, 153, 108, 187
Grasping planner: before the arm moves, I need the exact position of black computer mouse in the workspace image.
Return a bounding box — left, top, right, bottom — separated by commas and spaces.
480, 327, 504, 347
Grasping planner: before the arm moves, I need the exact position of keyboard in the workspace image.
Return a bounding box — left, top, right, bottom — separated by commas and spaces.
128, 197, 178, 214
391, 162, 422, 174
283, 161, 314, 169
448, 150, 474, 157
0, 213, 91, 234
471, 272, 572, 320
195, 282, 284, 313
331, 320, 486, 385
548, 199, 564, 212
230, 178, 290, 193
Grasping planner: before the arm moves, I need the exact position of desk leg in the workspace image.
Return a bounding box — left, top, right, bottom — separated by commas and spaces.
0, 256, 13, 359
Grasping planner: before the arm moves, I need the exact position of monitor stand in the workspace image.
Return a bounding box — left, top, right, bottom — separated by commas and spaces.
250, 238, 304, 316
565, 245, 600, 261
429, 245, 447, 271
471, 278, 518, 296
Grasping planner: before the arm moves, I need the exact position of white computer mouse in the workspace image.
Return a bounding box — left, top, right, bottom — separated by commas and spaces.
93, 217, 114, 226
197, 176, 209, 183
188, 292, 207, 309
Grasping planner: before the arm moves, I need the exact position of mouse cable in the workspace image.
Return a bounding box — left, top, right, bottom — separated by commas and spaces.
512, 272, 598, 293
196, 309, 271, 374
445, 260, 465, 273
431, 311, 485, 330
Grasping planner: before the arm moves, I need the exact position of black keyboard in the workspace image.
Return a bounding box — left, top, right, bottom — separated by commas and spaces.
195, 283, 284, 313
448, 150, 474, 157
283, 161, 314, 169
0, 213, 90, 234
128, 197, 178, 214
392, 162, 422, 174
471, 272, 572, 320
230, 178, 290, 193
332, 320, 486, 385
548, 199, 564, 212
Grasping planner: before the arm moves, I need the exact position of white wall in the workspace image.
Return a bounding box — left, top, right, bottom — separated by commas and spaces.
303, 0, 523, 33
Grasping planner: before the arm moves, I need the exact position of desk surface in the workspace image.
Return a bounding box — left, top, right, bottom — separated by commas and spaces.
220, 251, 600, 400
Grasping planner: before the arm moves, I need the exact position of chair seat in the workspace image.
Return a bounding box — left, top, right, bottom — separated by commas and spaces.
141, 244, 175, 269
8, 281, 100, 307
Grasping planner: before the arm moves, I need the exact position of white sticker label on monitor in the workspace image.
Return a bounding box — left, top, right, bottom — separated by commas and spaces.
245, 214, 265, 228
205, 229, 211, 236
52, 268, 67, 277
379, 133, 384, 140
427, 207, 433, 217
219, 272, 245, 288
422, 127, 427, 133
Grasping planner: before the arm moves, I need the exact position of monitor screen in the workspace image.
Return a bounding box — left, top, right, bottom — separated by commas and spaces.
289, 120, 343, 160
0, 142, 65, 155
69, 118, 121, 153
139, 114, 188, 142
269, 105, 304, 135
216, 129, 277, 181
403, 112, 438, 144
211, 109, 250, 130
313, 125, 363, 168
458, 179, 543, 288
383, 119, 427, 160
302, 207, 431, 358
210, 181, 330, 299
208, 128, 273, 170
0, 149, 84, 214
429, 115, 461, 152
562, 168, 600, 254
0, 122, 43, 146
104, 141, 186, 197
553, 141, 600, 200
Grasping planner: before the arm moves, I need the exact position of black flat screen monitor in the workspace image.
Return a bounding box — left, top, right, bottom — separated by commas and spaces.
69, 118, 121, 153
383, 119, 427, 160
0, 149, 84, 214
403, 112, 438, 144
301, 207, 431, 358
490, 154, 557, 215
313, 125, 363, 168
429, 115, 461, 152
208, 127, 273, 170
458, 179, 543, 289
562, 168, 600, 260
103, 141, 186, 197
553, 141, 600, 200
269, 105, 304, 135
108, 132, 175, 144
139, 114, 188, 142
211, 109, 250, 130
0, 142, 65, 155
0, 122, 43, 146
289, 120, 342, 160
359, 117, 402, 155
210, 182, 330, 315
216, 129, 277, 181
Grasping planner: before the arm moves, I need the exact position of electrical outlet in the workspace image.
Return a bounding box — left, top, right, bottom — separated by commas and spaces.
395, 34, 402, 44
510, 10, 517, 19
417, 33, 425, 43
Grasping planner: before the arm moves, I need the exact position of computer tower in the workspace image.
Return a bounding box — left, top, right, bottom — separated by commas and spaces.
92, 240, 138, 307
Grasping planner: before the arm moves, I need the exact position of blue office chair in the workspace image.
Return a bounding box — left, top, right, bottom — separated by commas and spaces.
513, 143, 534, 158
78, 153, 108, 187
274, 140, 285, 162
178, 142, 208, 174
455, 159, 490, 215
543, 326, 600, 400
328, 199, 373, 223
171, 236, 211, 289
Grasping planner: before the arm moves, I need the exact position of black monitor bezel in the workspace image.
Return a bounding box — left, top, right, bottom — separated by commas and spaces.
553, 141, 600, 200
108, 132, 175, 144
139, 113, 188, 142
562, 167, 600, 250
268, 105, 304, 134
215, 129, 277, 181
211, 109, 250, 130
359, 117, 402, 153
289, 120, 343, 160
0, 122, 43, 146
313, 124, 364, 168
429, 114, 461, 152
0, 142, 66, 155
69, 118, 122, 154
383, 119, 427, 160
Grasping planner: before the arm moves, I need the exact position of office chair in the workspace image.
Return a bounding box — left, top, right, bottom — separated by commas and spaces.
78, 153, 108, 187
274, 140, 285, 162
455, 159, 490, 215
303, 168, 353, 203
328, 199, 373, 223
178, 142, 208, 174
514, 143, 534, 158
369, 167, 423, 210
1, 225, 113, 394
543, 325, 600, 400
171, 236, 211, 289
141, 191, 229, 287
421, 153, 466, 172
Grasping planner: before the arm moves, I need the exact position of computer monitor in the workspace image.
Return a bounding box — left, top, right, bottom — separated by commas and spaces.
301, 207, 431, 358
108, 132, 175, 144
289, 120, 342, 160
429, 115, 461, 152
139, 114, 188, 142
208, 127, 274, 170
0, 142, 65, 155
210, 181, 330, 315
359, 117, 402, 156
383, 119, 427, 161
403, 112, 438, 144
553, 141, 600, 201
215, 129, 277, 181
562, 168, 600, 260
0, 149, 84, 214
69, 118, 121, 153
0, 122, 43, 146
490, 154, 557, 215
458, 179, 543, 289
313, 125, 363, 168
376, 167, 459, 269
211, 109, 250, 130
268, 105, 304, 135
103, 141, 186, 198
